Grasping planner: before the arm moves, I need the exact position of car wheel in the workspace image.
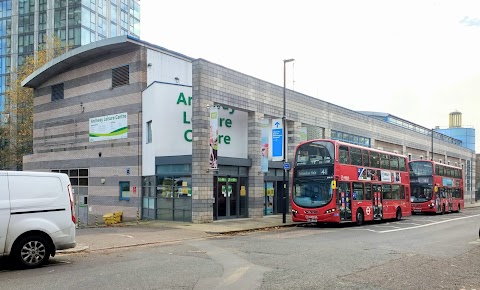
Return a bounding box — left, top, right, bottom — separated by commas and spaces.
12, 235, 51, 269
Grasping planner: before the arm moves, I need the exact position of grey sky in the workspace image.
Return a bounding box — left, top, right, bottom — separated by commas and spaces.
141, 0, 480, 151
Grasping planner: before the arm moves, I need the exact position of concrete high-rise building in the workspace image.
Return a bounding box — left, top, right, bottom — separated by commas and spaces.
0, 0, 140, 112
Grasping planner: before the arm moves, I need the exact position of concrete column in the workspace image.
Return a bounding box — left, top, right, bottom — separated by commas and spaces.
247, 111, 264, 218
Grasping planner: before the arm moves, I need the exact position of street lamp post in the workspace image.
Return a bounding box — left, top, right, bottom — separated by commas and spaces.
431, 128, 434, 161
283, 58, 294, 224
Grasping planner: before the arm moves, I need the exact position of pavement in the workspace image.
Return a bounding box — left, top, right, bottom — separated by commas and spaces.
58, 201, 480, 255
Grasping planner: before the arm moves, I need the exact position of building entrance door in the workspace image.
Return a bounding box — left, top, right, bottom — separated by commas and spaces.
214, 176, 238, 219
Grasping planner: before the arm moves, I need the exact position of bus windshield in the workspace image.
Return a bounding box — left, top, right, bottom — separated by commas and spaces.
411, 184, 433, 202
409, 161, 433, 176
293, 179, 332, 208
295, 141, 334, 166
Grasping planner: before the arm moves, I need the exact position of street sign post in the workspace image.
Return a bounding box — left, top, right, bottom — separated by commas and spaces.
271, 118, 283, 161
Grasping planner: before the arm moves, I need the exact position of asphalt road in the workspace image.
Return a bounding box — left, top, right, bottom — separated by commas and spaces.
1, 208, 479, 290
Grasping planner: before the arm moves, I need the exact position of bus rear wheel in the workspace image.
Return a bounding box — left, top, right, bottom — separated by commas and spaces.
395, 208, 402, 221
356, 210, 364, 226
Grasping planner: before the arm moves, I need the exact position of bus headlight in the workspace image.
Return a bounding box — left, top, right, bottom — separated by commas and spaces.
325, 208, 336, 214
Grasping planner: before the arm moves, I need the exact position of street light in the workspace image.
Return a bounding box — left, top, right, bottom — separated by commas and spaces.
431, 128, 434, 161
283, 58, 294, 224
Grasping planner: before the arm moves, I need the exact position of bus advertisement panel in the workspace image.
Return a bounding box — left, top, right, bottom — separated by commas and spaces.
409, 160, 463, 214
291, 139, 411, 225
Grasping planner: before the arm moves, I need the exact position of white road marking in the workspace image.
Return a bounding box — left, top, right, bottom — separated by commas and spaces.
379, 214, 480, 233
397, 222, 422, 226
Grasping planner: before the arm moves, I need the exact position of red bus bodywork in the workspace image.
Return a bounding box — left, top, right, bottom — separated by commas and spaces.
291, 139, 411, 225
409, 160, 463, 214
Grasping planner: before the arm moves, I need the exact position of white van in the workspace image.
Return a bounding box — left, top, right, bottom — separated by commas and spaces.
0, 171, 76, 268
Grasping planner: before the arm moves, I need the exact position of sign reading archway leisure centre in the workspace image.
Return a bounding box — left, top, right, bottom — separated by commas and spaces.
89, 112, 128, 142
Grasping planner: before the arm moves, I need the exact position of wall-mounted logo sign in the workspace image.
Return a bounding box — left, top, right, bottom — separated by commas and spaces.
89, 112, 128, 142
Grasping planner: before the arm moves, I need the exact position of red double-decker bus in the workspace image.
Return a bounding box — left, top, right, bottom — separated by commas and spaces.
291, 139, 411, 225
409, 160, 463, 214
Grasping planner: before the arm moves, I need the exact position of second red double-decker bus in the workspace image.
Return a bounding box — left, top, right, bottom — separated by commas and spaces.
409, 160, 464, 214
291, 139, 411, 225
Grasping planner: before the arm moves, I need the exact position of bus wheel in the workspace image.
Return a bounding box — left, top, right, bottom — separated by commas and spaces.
395, 208, 402, 221
356, 209, 364, 226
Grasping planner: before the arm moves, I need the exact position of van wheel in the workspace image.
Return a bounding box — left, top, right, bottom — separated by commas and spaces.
356, 209, 364, 226
12, 235, 50, 269
395, 208, 402, 221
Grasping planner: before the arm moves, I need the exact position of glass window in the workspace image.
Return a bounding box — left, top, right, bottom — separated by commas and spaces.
365, 183, 372, 200
119, 181, 130, 200
293, 180, 333, 208
110, 22, 117, 36
399, 157, 406, 172
353, 182, 364, 200
383, 184, 392, 200
380, 154, 390, 169
392, 185, 401, 199
146, 121, 152, 143
350, 147, 362, 166
111, 4, 117, 22
339, 146, 350, 164
68, 6, 81, 26
295, 140, 334, 166
370, 152, 380, 168
390, 155, 399, 170
362, 150, 369, 167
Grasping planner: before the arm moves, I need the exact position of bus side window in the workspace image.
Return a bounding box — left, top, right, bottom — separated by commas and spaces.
339, 145, 350, 164
380, 154, 390, 169
353, 182, 364, 200
362, 150, 369, 167
399, 157, 406, 171
390, 156, 399, 171
370, 152, 380, 168
365, 183, 372, 200
392, 184, 400, 199
351, 148, 362, 166
383, 184, 392, 200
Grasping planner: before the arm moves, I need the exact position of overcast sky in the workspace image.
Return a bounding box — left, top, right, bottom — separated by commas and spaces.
140, 0, 480, 152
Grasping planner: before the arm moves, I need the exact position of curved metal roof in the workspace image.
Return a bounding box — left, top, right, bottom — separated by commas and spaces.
22, 35, 193, 88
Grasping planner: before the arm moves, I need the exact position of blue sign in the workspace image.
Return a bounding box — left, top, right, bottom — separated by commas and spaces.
271, 118, 283, 161
283, 162, 291, 171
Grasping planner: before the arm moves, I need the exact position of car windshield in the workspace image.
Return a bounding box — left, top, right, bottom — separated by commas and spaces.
411, 185, 433, 202
293, 179, 332, 208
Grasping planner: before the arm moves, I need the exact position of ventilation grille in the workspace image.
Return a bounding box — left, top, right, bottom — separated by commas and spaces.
51, 83, 64, 101
112, 65, 129, 88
